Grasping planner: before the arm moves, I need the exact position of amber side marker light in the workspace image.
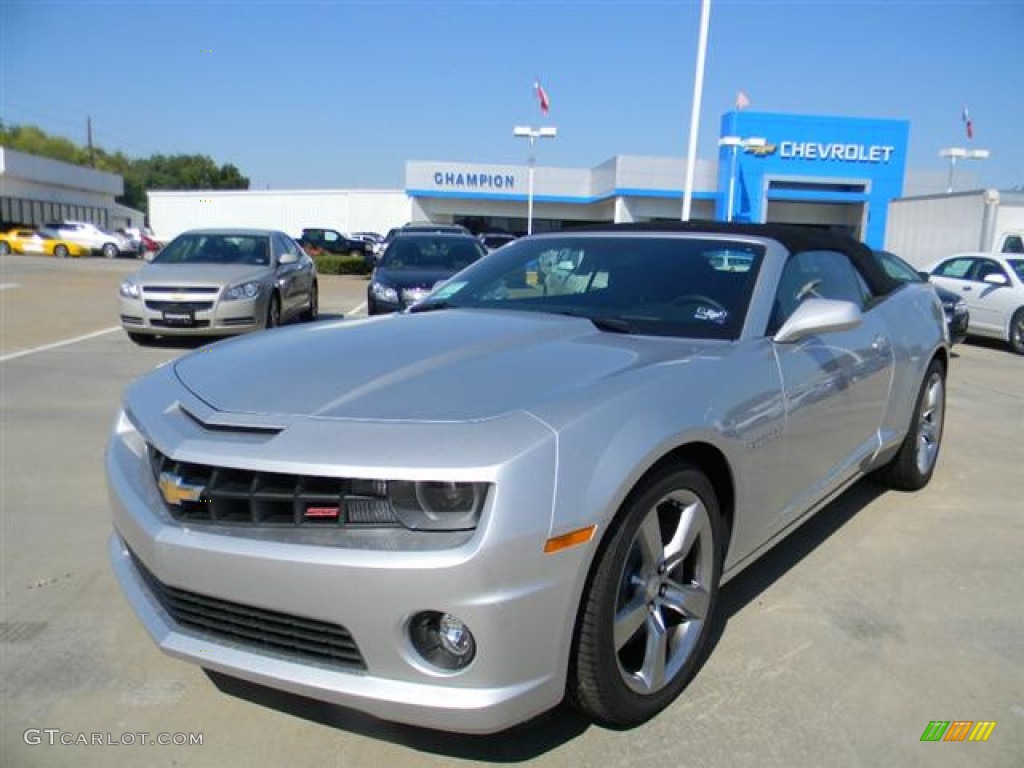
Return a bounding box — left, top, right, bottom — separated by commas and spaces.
544, 525, 597, 554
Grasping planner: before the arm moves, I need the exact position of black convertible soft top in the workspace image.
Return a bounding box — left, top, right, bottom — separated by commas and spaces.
564, 221, 901, 296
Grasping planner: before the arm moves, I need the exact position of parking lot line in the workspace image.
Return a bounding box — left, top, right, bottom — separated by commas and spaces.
0, 282, 20, 291
0, 326, 121, 363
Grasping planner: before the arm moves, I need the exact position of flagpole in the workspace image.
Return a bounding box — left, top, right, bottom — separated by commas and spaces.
682, 0, 712, 221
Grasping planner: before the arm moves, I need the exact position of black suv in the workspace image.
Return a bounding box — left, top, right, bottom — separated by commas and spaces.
296, 228, 374, 265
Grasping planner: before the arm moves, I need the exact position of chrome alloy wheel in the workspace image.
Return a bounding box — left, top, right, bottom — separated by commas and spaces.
915, 370, 945, 477
613, 489, 714, 695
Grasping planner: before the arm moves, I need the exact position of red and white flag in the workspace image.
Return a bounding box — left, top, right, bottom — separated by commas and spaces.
735, 90, 751, 110
962, 106, 973, 139
534, 80, 550, 114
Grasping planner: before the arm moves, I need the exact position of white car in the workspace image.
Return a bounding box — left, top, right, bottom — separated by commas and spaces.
40, 220, 136, 258
928, 252, 1024, 354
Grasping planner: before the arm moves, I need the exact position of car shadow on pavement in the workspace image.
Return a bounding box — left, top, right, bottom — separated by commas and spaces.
205, 478, 887, 760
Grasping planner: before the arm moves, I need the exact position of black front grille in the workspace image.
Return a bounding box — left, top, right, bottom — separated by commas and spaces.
150, 319, 211, 329
130, 551, 366, 670
146, 301, 216, 312
149, 447, 398, 528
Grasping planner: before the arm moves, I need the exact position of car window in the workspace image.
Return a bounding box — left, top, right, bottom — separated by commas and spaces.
874, 250, 921, 284
970, 259, 1008, 282
1008, 259, 1024, 282
934, 258, 974, 279
381, 237, 484, 270
1001, 235, 1023, 254
769, 249, 872, 334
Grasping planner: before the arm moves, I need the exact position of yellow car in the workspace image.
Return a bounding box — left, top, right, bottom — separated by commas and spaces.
0, 228, 90, 258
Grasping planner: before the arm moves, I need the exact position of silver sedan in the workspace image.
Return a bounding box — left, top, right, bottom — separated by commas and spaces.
107, 223, 948, 733
118, 228, 318, 343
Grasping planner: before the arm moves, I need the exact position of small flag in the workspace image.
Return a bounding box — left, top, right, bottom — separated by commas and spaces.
534, 80, 550, 114
962, 106, 973, 139
735, 90, 751, 110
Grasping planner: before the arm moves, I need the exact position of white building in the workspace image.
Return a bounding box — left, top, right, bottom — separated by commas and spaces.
0, 146, 143, 230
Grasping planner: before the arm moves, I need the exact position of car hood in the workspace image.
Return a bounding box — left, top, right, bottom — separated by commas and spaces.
173, 310, 716, 423
132, 263, 271, 286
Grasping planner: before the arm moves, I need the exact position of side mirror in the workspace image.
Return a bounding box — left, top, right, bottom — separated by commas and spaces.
982, 272, 1008, 286
279, 252, 299, 265
773, 298, 862, 344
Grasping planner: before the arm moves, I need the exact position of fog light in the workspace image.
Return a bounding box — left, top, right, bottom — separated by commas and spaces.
409, 611, 476, 671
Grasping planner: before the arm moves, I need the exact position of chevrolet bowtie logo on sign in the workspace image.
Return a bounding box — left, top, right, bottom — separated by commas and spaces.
744, 143, 777, 157
158, 472, 205, 506
921, 720, 997, 742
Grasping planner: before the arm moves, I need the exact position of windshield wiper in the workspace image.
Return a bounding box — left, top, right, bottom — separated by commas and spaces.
549, 309, 633, 334
407, 301, 455, 314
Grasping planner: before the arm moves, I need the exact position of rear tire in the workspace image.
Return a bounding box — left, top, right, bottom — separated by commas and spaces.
569, 462, 723, 728
875, 359, 946, 491
102, 243, 119, 259
1009, 308, 1024, 355
0, 242, 10, 256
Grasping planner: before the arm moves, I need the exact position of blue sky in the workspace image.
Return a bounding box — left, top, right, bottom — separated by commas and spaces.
3, 0, 1022, 191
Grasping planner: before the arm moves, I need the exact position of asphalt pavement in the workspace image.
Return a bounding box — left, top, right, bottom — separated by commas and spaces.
1, 253, 1020, 767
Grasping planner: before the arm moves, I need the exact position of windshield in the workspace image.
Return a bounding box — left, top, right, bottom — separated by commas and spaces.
415, 235, 765, 340
379, 236, 485, 271
154, 233, 270, 266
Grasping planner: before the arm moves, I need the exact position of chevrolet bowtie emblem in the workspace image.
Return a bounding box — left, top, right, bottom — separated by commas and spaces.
158, 472, 205, 506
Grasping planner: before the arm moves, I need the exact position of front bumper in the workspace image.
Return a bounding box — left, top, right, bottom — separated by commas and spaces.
106, 404, 585, 733
119, 293, 265, 336
947, 308, 969, 346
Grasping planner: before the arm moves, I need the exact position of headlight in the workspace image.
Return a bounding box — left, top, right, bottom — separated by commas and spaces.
388, 481, 488, 530
371, 282, 398, 303
223, 281, 261, 301
119, 280, 140, 299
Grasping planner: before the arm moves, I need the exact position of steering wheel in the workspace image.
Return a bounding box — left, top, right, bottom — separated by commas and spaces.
670, 294, 728, 314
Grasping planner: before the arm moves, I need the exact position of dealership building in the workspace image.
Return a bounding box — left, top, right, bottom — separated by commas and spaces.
3, 110, 956, 248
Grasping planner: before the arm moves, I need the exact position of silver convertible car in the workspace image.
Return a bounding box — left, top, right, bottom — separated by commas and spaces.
107, 223, 948, 733
118, 228, 318, 343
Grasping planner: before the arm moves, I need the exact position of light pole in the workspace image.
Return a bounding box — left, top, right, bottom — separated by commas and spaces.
681, 0, 712, 221
939, 147, 990, 193
718, 135, 766, 222
513, 125, 557, 235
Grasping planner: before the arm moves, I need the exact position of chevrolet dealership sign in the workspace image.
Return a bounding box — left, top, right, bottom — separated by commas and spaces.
432, 171, 517, 189
778, 141, 897, 163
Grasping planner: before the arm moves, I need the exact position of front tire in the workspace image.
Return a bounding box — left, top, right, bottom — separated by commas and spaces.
303, 282, 319, 322
127, 332, 154, 345
102, 243, 119, 259
265, 294, 281, 329
570, 463, 723, 728
875, 359, 946, 491
1009, 308, 1024, 355
54, 244, 69, 259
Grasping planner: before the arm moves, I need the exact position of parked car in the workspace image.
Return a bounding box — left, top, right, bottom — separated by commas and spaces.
479, 232, 517, 251
873, 249, 969, 345
117, 228, 318, 344
107, 222, 949, 734
296, 228, 374, 265
926, 252, 1024, 354
367, 232, 486, 314
0, 228, 90, 257
40, 220, 137, 258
